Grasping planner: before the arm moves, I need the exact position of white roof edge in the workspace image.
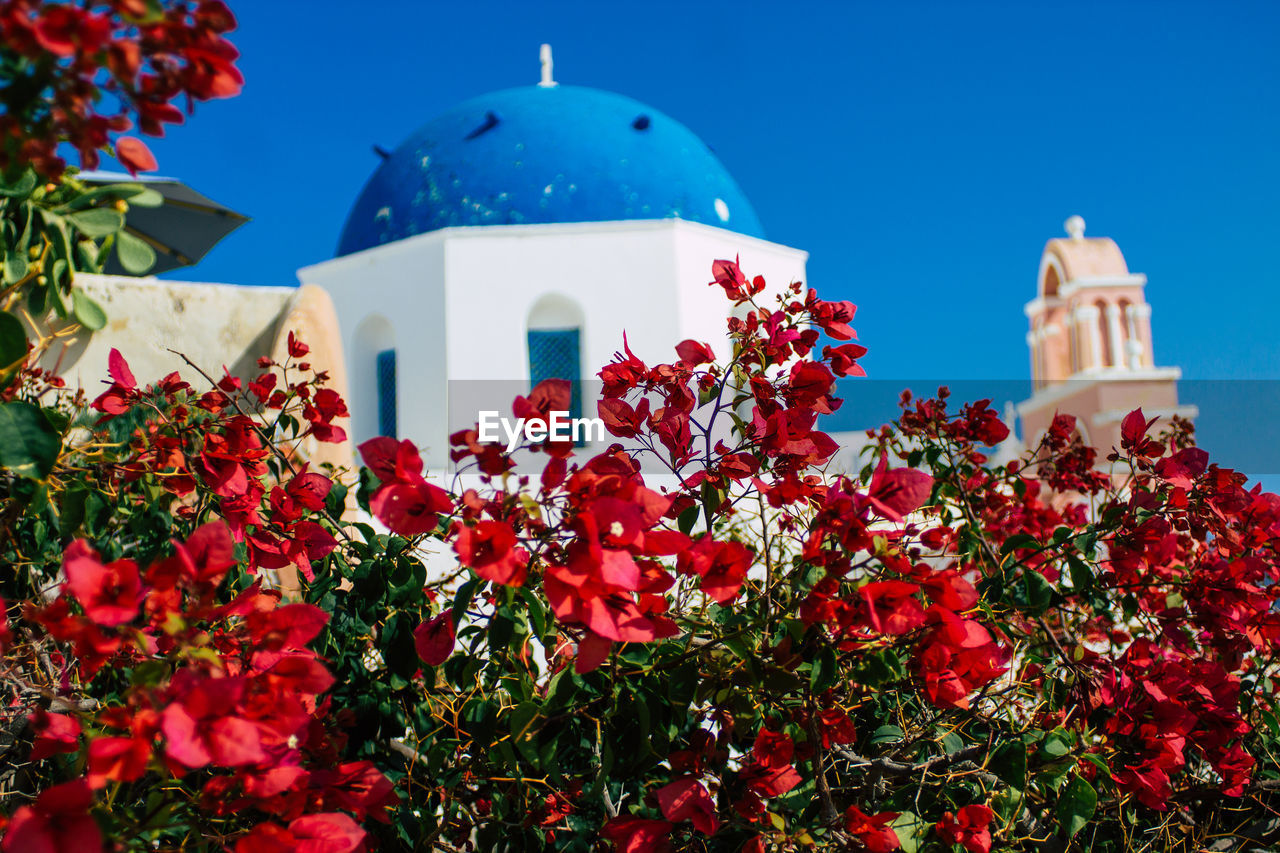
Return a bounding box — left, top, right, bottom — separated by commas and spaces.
296, 218, 808, 281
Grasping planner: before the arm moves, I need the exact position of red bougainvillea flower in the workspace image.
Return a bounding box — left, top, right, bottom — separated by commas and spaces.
817, 707, 857, 748
917, 567, 980, 612
414, 611, 456, 666
864, 455, 933, 521
116, 136, 157, 174
740, 729, 802, 798
573, 630, 614, 675
1, 778, 101, 853
91, 348, 138, 416
153, 521, 238, 592
87, 732, 153, 789
784, 359, 838, 414
844, 806, 901, 853
287, 330, 310, 358
31, 6, 111, 56
916, 607, 1008, 709
823, 341, 868, 377
675, 339, 716, 367
161, 673, 268, 768
677, 537, 753, 604
452, 520, 528, 586
858, 580, 926, 635
936, 803, 995, 853
655, 777, 719, 835
599, 816, 675, 853
1121, 406, 1164, 457
312, 760, 399, 822
709, 255, 750, 301
62, 539, 143, 627
234, 812, 367, 853
28, 709, 81, 761
806, 290, 859, 340
359, 437, 452, 535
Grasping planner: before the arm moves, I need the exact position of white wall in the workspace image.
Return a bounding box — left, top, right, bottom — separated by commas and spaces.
299, 235, 448, 462
299, 219, 808, 470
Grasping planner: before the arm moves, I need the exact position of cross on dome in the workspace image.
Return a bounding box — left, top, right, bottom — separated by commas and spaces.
539, 44, 556, 88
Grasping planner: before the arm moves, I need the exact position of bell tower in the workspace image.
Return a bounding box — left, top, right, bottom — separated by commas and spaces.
1018, 216, 1195, 453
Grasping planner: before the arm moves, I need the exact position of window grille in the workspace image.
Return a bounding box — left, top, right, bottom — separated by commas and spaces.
527, 327, 582, 423
376, 348, 397, 437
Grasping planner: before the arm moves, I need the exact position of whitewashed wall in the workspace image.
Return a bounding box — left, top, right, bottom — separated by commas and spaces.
299, 219, 808, 471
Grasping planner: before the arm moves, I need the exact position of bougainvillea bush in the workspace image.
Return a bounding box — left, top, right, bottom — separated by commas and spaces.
5, 249, 1280, 852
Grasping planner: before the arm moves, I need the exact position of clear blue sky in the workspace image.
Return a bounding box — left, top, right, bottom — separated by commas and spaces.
129, 1, 1279, 464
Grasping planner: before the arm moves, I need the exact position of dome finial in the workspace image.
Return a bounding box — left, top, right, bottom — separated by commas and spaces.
539, 44, 557, 88
1065, 214, 1086, 240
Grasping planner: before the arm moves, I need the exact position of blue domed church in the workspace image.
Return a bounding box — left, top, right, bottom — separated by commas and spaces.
299, 48, 809, 469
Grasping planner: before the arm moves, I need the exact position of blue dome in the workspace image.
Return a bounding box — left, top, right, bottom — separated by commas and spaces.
337, 85, 764, 255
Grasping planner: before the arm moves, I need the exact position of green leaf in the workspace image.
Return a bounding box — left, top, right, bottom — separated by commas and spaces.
453, 578, 479, 627
382, 614, 419, 679
67, 207, 125, 238
509, 701, 541, 765
0, 311, 27, 374
1056, 775, 1097, 839
1017, 569, 1054, 615
129, 187, 164, 208
870, 725, 904, 745
0, 169, 36, 198
115, 230, 156, 274
0, 401, 61, 479
1067, 554, 1095, 594
1041, 728, 1074, 759
810, 645, 837, 693
890, 811, 927, 853
677, 504, 700, 536
990, 739, 1027, 788
58, 483, 90, 538
72, 290, 107, 331
3, 251, 28, 284
26, 280, 47, 314
1000, 532, 1040, 554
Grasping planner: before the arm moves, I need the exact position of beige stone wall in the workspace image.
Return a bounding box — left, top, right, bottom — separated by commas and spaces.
39, 274, 295, 392
1021, 377, 1184, 456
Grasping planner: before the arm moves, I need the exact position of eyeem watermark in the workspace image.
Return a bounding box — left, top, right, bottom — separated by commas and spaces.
478, 411, 606, 452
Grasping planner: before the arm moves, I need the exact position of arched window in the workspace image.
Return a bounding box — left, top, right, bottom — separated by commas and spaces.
527, 328, 581, 419
527, 294, 586, 425
353, 314, 395, 443
376, 348, 397, 437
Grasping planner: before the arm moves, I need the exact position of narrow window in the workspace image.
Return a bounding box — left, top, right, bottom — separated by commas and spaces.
527, 327, 582, 422
376, 348, 397, 437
